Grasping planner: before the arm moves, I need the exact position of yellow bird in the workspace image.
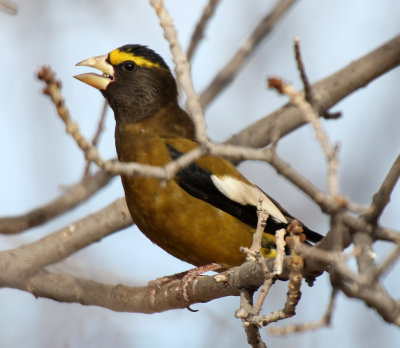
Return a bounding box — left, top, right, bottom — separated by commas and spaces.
75, 44, 322, 268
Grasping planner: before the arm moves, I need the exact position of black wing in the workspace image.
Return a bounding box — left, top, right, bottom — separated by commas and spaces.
167, 144, 322, 242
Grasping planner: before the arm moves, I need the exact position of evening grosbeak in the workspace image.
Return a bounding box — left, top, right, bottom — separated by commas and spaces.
74, 44, 323, 268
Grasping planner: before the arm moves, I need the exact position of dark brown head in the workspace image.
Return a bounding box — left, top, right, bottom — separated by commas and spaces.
75, 44, 178, 124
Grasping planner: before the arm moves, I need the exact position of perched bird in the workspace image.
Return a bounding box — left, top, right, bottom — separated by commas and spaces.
74, 44, 323, 268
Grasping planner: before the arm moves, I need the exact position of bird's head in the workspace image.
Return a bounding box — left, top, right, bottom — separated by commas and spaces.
74, 44, 178, 123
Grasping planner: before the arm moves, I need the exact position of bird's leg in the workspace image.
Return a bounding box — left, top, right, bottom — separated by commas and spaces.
179, 262, 224, 310
147, 270, 190, 307
148, 269, 191, 288
147, 263, 223, 310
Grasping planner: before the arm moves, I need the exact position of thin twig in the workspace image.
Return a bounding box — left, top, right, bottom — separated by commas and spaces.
274, 228, 286, 275
270, 289, 337, 335
250, 202, 269, 254
353, 231, 376, 276
248, 222, 304, 327
240, 204, 273, 315
0, 0, 17, 14
268, 77, 340, 197
373, 227, 400, 244
294, 37, 313, 105
186, 0, 221, 62
0, 170, 112, 234
227, 34, 400, 149
294, 37, 340, 120
252, 230, 286, 315
331, 268, 400, 326
200, 0, 296, 109
38, 65, 208, 180
238, 291, 267, 348
373, 244, 400, 281
366, 153, 400, 224
253, 278, 274, 317
150, 0, 209, 145
83, 100, 108, 177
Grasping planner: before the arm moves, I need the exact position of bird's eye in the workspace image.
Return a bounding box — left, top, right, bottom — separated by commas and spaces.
122, 61, 136, 72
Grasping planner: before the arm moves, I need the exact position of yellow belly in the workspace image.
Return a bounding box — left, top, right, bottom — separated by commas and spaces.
122, 175, 254, 267
116, 125, 274, 267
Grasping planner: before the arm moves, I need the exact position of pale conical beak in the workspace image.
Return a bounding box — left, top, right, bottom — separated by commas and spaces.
74, 54, 114, 90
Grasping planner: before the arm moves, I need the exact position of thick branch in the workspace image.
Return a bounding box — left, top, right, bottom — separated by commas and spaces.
333, 274, 400, 326
0, 170, 112, 234
0, 198, 132, 287
26, 261, 267, 314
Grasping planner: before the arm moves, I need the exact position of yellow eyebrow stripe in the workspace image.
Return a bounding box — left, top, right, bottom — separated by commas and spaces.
108, 49, 163, 69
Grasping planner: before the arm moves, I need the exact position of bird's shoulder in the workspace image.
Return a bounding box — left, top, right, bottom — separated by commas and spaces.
165, 137, 249, 183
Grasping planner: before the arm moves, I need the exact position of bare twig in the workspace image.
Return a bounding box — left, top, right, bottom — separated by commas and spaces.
274, 228, 286, 275
293, 37, 340, 120
353, 231, 376, 276
240, 204, 273, 316
0, 0, 17, 14
0, 170, 112, 234
227, 34, 400, 149
244, 323, 267, 348
331, 269, 400, 326
200, 0, 296, 109
83, 100, 108, 177
373, 227, 400, 244
253, 278, 274, 317
253, 230, 286, 315
366, 153, 400, 224
270, 289, 337, 335
38, 65, 208, 180
245, 222, 304, 328
373, 244, 400, 281
294, 37, 313, 105
250, 202, 269, 254
238, 290, 267, 348
186, 0, 221, 62
150, 0, 209, 144
268, 77, 340, 197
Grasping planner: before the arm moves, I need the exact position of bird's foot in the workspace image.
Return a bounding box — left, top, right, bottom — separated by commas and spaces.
147, 263, 223, 311
147, 270, 190, 306
178, 262, 223, 311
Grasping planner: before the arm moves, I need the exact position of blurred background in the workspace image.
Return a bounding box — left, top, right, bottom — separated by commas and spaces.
1, 0, 400, 347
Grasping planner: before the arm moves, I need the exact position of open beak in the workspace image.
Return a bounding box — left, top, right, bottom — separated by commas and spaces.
74, 54, 114, 90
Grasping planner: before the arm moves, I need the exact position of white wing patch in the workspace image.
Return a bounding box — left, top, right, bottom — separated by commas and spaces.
211, 175, 288, 224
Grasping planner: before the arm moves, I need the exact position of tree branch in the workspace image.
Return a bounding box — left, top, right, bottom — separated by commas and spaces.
83, 100, 109, 177
23, 261, 268, 314
227, 34, 400, 148
150, 0, 209, 144
0, 198, 132, 287
186, 0, 221, 62
0, 170, 112, 234
199, 0, 296, 108
365, 153, 400, 224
